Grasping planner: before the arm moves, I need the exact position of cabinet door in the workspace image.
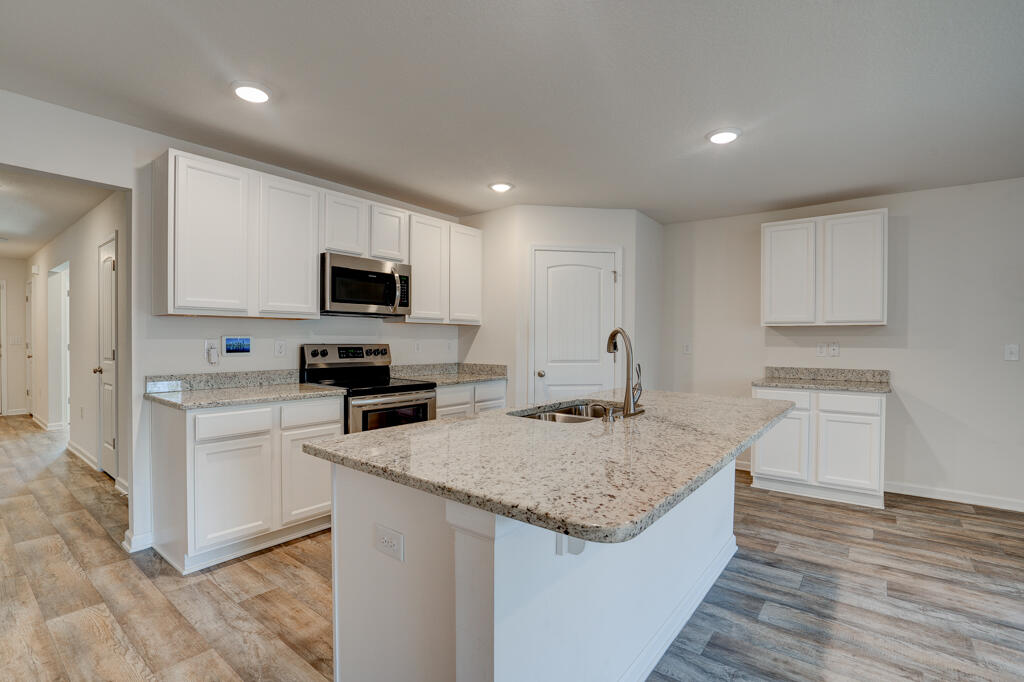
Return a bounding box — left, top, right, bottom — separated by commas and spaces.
281, 423, 341, 526
448, 224, 483, 324
258, 175, 320, 317
408, 214, 449, 321
822, 211, 886, 324
369, 205, 408, 262
193, 434, 273, 551
323, 190, 368, 256
816, 412, 881, 491
751, 410, 811, 482
174, 154, 250, 312
762, 221, 816, 324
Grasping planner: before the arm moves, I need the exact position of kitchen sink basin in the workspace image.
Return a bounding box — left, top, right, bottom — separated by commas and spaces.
512, 400, 627, 423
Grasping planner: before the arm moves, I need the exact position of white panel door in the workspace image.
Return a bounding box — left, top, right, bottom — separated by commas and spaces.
449, 224, 482, 324
193, 434, 274, 550
281, 423, 341, 526
533, 250, 616, 403
816, 413, 882, 491
823, 211, 886, 324
751, 410, 811, 482
408, 215, 449, 321
258, 175, 320, 316
762, 221, 816, 324
369, 205, 408, 262
323, 190, 368, 256
174, 154, 250, 312
24, 280, 31, 416
98, 236, 117, 476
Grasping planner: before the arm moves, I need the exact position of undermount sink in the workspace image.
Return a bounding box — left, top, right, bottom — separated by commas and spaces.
512, 400, 627, 423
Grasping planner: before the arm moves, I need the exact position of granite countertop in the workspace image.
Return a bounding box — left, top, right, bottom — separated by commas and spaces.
390, 362, 507, 387
303, 390, 792, 543
144, 383, 347, 410
752, 366, 892, 394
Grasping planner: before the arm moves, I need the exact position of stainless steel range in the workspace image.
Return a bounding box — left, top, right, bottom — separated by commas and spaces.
300, 343, 436, 433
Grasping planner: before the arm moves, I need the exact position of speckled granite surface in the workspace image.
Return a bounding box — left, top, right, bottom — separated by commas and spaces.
753, 367, 892, 393
145, 383, 346, 410
303, 390, 793, 543
145, 370, 299, 394
391, 362, 507, 386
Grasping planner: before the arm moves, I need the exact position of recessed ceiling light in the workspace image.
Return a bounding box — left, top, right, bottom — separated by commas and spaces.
707, 128, 741, 145
233, 81, 271, 103
489, 182, 514, 193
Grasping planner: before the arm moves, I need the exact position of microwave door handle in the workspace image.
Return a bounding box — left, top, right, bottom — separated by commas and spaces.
392, 271, 401, 311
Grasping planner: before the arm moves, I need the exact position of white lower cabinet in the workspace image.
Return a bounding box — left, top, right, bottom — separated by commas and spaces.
151, 397, 342, 574
435, 380, 506, 417
751, 388, 886, 507
281, 423, 340, 525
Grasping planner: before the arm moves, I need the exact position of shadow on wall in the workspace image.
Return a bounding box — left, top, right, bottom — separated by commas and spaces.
764, 214, 910, 350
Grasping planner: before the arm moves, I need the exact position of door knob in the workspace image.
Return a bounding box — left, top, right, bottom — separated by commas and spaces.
92, 367, 103, 374
536, 370, 546, 377
26, 355, 32, 359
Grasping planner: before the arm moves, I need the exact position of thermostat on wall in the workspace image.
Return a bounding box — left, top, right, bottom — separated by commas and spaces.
222, 336, 252, 355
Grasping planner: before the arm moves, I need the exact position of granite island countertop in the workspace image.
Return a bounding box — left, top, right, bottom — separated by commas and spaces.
303, 390, 792, 543
752, 367, 892, 394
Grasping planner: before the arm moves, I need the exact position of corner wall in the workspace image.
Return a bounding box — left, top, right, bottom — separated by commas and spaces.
664, 177, 1024, 511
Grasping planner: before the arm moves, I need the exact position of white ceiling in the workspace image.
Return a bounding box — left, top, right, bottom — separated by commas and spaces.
1, 1, 1022, 224
0, 164, 114, 259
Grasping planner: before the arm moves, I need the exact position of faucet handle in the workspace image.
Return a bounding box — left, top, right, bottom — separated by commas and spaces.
632, 364, 643, 404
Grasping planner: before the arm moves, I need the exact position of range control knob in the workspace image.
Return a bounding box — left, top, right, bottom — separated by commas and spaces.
381, 348, 388, 356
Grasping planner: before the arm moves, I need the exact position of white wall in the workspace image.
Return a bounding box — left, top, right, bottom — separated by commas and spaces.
460, 205, 664, 406
664, 177, 1024, 511
0, 88, 461, 550
0, 258, 28, 415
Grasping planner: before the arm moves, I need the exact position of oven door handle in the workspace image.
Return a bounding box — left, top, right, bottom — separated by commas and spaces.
392, 271, 401, 312
350, 392, 436, 408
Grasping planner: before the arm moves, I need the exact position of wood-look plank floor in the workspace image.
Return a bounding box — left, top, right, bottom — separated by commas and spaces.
1, 415, 1022, 680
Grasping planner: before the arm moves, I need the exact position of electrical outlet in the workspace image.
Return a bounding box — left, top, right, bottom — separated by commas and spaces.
828, 342, 840, 357
447, 340, 454, 352
374, 523, 404, 562
1006, 344, 1021, 361
274, 340, 286, 358
414, 342, 422, 354
816, 343, 827, 357
204, 339, 219, 365
681, 342, 693, 355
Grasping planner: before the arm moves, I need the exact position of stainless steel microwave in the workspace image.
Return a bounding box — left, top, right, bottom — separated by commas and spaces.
320, 253, 411, 317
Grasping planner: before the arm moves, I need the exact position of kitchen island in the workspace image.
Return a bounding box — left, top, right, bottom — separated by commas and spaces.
304, 390, 792, 682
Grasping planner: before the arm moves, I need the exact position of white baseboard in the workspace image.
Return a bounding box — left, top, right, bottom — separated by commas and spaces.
66, 440, 99, 470
114, 477, 129, 495
3, 408, 28, 416
32, 415, 67, 432
121, 529, 153, 553
885, 481, 1024, 513
170, 516, 332, 574
735, 457, 750, 472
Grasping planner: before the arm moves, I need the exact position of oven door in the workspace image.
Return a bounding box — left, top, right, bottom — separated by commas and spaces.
347, 391, 437, 433
321, 253, 411, 316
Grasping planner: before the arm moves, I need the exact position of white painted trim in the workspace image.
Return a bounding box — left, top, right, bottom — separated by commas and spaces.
66, 440, 99, 470
735, 457, 750, 472
0, 280, 7, 416
4, 408, 27, 416
885, 481, 1024, 514
526, 244, 624, 406
121, 528, 153, 554
114, 477, 129, 495
619, 535, 737, 682
166, 516, 331, 574
753, 475, 884, 508
32, 414, 67, 432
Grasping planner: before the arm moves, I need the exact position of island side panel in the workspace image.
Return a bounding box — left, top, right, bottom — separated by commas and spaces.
331, 464, 456, 682
492, 461, 737, 682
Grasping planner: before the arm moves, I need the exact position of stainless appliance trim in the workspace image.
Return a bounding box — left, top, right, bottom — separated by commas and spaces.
321, 253, 412, 317
347, 390, 437, 433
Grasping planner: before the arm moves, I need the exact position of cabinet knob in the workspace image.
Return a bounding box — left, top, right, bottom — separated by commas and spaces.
536, 370, 546, 378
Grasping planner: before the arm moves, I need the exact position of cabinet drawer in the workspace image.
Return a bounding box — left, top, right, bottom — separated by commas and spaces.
753, 388, 810, 411
194, 407, 272, 441
474, 380, 506, 403
474, 398, 506, 413
281, 399, 342, 429
436, 385, 473, 408
817, 393, 882, 416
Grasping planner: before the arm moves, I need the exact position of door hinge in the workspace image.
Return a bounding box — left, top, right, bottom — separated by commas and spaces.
112, 260, 116, 271
26, 389, 29, 396
612, 270, 618, 283
112, 437, 116, 449
67, 290, 71, 297
112, 349, 116, 360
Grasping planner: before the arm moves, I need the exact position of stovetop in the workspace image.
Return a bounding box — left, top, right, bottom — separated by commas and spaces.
299, 343, 436, 397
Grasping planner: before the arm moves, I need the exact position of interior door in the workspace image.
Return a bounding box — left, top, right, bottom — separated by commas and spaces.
24, 280, 31, 415
98, 236, 117, 477
533, 249, 616, 403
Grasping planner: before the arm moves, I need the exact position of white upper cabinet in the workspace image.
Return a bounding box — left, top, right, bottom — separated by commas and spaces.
822, 211, 886, 324
258, 174, 320, 317
448, 224, 483, 325
171, 153, 251, 313
762, 221, 816, 324
369, 204, 409, 263
761, 209, 887, 326
323, 190, 369, 256
408, 214, 450, 322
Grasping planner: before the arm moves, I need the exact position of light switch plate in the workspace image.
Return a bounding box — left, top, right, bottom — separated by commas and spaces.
681, 342, 693, 355
1006, 344, 1020, 361
274, 340, 286, 358
816, 343, 827, 357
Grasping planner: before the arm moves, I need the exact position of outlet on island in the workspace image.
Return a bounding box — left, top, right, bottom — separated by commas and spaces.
374, 523, 405, 562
